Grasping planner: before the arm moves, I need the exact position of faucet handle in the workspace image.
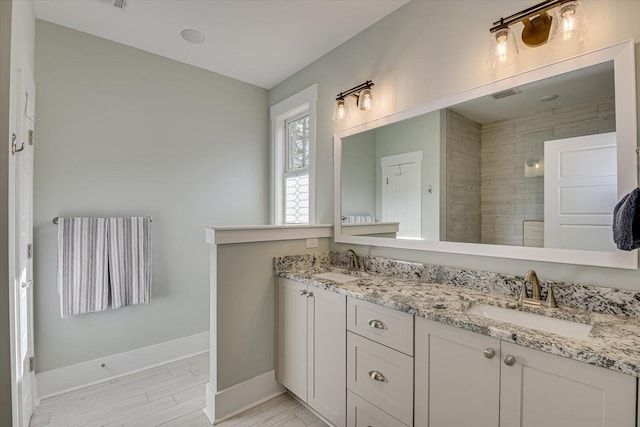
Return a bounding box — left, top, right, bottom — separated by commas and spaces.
545, 285, 557, 308
519, 281, 529, 301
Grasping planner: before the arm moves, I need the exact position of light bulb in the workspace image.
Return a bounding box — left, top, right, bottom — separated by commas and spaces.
487, 27, 518, 68
358, 89, 373, 111
332, 99, 349, 122
496, 30, 509, 63
549, 1, 586, 47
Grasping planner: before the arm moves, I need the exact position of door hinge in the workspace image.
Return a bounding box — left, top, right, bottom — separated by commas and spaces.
386, 177, 389, 185
28, 129, 34, 145
29, 356, 35, 372
27, 243, 33, 259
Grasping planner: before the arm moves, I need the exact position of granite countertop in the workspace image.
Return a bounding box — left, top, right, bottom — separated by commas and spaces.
277, 266, 640, 378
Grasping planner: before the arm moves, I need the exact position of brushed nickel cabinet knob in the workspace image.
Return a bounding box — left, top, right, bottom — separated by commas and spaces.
483, 348, 495, 359
504, 354, 516, 366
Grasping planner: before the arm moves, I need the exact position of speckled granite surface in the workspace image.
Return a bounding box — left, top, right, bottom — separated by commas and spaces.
274, 253, 640, 377
281, 252, 640, 317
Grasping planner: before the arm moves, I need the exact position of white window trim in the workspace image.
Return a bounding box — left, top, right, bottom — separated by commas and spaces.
270, 84, 317, 224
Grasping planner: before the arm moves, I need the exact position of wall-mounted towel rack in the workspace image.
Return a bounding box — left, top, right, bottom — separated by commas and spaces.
53, 216, 153, 225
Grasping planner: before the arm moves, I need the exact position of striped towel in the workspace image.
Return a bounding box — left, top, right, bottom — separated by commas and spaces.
342, 215, 376, 223
108, 217, 152, 309
57, 218, 109, 318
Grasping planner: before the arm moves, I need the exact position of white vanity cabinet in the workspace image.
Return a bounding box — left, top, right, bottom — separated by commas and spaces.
499, 341, 636, 427
347, 298, 414, 427
276, 278, 346, 426
414, 318, 500, 427
415, 317, 637, 427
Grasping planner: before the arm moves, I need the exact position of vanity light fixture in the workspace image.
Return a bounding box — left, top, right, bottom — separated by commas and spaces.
488, 0, 587, 68
332, 80, 374, 122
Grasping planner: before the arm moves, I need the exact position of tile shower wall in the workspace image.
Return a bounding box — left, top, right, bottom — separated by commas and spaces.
479, 96, 615, 246
446, 109, 481, 243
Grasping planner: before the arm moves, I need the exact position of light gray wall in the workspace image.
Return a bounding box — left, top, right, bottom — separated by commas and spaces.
1, 0, 35, 422
375, 111, 440, 240
341, 131, 376, 217
269, 0, 640, 290
34, 21, 269, 371
216, 238, 330, 390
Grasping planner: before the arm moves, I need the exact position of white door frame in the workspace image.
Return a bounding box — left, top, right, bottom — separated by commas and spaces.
9, 49, 36, 427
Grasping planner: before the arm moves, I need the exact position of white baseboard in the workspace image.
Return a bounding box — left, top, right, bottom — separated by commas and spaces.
37, 331, 209, 399
204, 370, 286, 424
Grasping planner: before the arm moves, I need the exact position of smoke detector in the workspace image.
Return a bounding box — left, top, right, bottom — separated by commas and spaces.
99, 0, 129, 10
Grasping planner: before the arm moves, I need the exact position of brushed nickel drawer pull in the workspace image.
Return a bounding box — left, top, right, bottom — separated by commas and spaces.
368, 319, 388, 330
299, 290, 308, 296
368, 370, 388, 383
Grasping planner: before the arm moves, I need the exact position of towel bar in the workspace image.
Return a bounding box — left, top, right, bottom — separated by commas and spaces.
53, 216, 153, 224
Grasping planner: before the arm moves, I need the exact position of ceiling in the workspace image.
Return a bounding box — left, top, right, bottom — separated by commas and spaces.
33, 0, 409, 89
450, 61, 615, 124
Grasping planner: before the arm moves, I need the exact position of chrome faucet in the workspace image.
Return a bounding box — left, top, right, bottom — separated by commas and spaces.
520, 269, 556, 308
345, 249, 364, 272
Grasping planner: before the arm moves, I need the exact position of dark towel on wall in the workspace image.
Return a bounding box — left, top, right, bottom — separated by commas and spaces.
613, 188, 640, 251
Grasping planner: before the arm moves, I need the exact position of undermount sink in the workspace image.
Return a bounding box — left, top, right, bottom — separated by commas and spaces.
313, 271, 361, 283
466, 304, 592, 340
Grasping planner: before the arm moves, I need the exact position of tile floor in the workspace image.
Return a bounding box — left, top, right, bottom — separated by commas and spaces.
30, 352, 326, 427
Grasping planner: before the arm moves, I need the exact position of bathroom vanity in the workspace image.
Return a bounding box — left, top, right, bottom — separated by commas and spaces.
275, 253, 640, 427
274, 39, 640, 427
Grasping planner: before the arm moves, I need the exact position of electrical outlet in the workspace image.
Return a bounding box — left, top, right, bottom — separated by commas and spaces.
306, 238, 318, 249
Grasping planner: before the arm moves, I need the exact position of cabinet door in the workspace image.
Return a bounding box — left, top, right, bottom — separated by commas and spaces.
308, 286, 346, 427
500, 342, 637, 427
277, 278, 308, 401
348, 391, 408, 427
415, 317, 500, 427
347, 332, 414, 426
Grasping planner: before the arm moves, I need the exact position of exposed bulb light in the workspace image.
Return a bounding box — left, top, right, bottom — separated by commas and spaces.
332, 99, 350, 122
181, 29, 206, 44
333, 80, 374, 122
488, 0, 587, 68
358, 88, 373, 111
549, 1, 587, 47
488, 27, 518, 68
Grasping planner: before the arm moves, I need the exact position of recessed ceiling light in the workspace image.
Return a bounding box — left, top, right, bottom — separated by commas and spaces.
540, 94, 559, 102
181, 29, 206, 44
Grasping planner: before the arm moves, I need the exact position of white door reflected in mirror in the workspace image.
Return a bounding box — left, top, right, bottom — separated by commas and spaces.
544, 132, 617, 251
381, 151, 422, 240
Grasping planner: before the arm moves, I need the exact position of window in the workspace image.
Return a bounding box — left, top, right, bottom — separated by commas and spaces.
270, 84, 317, 224
284, 114, 310, 223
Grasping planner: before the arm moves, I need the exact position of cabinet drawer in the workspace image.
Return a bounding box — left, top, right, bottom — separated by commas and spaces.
347, 332, 413, 426
347, 297, 414, 355
348, 391, 408, 427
